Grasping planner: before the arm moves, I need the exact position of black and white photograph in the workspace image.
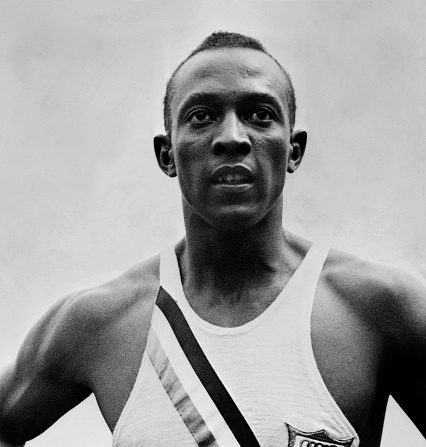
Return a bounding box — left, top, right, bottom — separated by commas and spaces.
1, 1, 425, 446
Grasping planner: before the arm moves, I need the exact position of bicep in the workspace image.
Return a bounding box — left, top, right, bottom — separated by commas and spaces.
0, 294, 93, 444
0, 361, 91, 444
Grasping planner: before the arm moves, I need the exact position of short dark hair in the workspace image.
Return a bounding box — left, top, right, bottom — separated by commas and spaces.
163, 31, 296, 135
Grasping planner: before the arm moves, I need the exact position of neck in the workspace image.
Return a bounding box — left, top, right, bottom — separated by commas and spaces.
178, 198, 296, 295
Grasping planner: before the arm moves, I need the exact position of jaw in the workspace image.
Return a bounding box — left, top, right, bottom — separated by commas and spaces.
181, 192, 284, 235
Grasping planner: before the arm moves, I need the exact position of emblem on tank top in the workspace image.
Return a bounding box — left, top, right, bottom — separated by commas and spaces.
286, 423, 355, 447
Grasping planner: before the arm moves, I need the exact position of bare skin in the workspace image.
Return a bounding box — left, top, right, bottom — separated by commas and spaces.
1, 237, 425, 446
1, 47, 425, 446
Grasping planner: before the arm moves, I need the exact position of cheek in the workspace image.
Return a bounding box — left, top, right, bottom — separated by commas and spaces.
257, 136, 290, 173
175, 148, 203, 179
255, 138, 289, 201
173, 143, 207, 197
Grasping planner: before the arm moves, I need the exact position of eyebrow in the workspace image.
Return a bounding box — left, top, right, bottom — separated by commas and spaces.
178, 92, 223, 111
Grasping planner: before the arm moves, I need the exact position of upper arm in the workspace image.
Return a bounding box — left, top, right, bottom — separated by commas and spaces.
0, 293, 94, 444
0, 256, 159, 445
386, 271, 426, 435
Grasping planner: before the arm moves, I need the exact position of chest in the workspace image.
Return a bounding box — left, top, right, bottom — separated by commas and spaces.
89, 281, 387, 442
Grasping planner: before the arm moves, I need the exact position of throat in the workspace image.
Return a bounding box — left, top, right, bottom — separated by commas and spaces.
174, 228, 310, 327
179, 227, 289, 286
177, 242, 296, 328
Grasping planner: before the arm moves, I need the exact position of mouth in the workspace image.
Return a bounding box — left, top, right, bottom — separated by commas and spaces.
214, 173, 252, 185
211, 165, 254, 187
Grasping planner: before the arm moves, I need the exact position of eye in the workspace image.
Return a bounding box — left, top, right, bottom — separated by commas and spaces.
187, 109, 214, 124
247, 108, 275, 123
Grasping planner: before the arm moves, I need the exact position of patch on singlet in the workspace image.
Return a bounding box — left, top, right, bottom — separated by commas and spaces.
286, 423, 355, 447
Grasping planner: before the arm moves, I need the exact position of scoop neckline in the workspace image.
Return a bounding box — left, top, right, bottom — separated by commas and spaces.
163, 243, 317, 335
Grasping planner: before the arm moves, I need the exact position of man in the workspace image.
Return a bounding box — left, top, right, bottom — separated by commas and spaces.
0, 31, 425, 447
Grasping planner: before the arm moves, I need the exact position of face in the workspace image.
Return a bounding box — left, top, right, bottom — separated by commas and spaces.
155, 48, 305, 231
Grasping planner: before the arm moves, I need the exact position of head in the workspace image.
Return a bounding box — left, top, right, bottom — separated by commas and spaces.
154, 32, 306, 232
163, 32, 296, 137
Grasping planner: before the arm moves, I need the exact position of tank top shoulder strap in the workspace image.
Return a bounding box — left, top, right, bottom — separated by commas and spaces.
159, 245, 183, 300
284, 243, 329, 295
274, 243, 329, 329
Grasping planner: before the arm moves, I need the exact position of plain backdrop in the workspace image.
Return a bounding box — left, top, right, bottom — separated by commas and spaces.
1, 1, 425, 446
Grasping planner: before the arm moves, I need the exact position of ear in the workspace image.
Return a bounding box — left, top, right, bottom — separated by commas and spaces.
154, 134, 177, 177
287, 129, 307, 173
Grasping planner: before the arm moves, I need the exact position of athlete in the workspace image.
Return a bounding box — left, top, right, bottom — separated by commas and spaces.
0, 32, 425, 447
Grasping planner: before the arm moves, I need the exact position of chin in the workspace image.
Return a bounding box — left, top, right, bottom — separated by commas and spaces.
204, 207, 264, 233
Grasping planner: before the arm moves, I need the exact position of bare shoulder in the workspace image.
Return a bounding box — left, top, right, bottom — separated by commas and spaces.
0, 255, 160, 443
16, 254, 160, 383
321, 249, 426, 434
63, 254, 160, 336
323, 248, 426, 345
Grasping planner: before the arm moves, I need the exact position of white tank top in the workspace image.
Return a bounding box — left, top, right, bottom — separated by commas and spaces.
112, 244, 360, 447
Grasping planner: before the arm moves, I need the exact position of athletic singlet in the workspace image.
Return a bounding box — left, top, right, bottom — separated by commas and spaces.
112, 244, 360, 446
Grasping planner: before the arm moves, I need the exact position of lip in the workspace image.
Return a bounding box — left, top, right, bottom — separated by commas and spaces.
210, 164, 255, 187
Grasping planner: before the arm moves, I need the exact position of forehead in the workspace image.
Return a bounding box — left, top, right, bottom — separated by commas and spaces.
171, 48, 290, 115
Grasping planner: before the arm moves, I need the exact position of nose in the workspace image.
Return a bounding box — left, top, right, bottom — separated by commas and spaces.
212, 113, 251, 156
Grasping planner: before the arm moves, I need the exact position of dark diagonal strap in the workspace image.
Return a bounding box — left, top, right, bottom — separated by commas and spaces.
156, 287, 261, 447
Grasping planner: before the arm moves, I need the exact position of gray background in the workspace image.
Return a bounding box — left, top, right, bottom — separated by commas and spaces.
1, 1, 425, 445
